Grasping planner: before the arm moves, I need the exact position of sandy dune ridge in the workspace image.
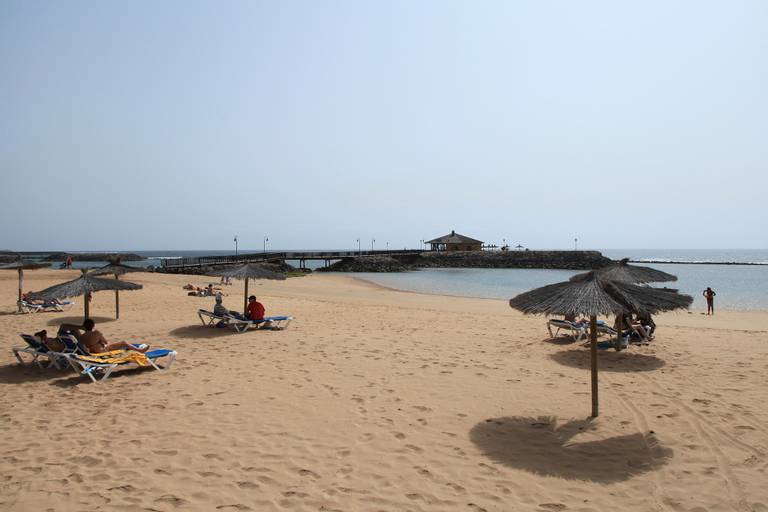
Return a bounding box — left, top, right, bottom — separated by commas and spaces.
1, 269, 767, 511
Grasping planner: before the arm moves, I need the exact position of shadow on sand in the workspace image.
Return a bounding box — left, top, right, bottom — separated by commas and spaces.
169, 324, 244, 340
541, 336, 579, 346
49, 367, 156, 388
470, 416, 672, 483
45, 316, 117, 327
0, 363, 70, 384
550, 348, 665, 373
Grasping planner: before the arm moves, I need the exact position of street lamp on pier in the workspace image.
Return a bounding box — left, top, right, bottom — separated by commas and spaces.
356, 238, 361, 255
263, 236, 269, 253
371, 238, 375, 251
234, 236, 238, 256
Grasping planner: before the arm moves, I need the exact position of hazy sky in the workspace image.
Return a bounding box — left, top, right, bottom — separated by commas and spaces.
1, 1, 766, 251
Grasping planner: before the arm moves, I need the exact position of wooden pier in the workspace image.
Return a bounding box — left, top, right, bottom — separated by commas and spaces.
159, 250, 424, 270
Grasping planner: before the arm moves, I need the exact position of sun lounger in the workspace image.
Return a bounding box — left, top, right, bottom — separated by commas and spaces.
13, 334, 54, 368
547, 319, 588, 341
66, 348, 177, 383
16, 299, 74, 314
197, 309, 251, 331
247, 316, 294, 331
197, 309, 294, 333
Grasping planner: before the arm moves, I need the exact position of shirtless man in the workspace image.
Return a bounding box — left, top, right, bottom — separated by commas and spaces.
58, 319, 148, 354
703, 287, 716, 315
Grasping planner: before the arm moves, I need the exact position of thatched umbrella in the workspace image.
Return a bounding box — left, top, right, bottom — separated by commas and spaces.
509, 272, 692, 417
573, 258, 677, 284
27, 269, 143, 320
0, 259, 50, 311
572, 258, 679, 344
207, 263, 286, 315
90, 258, 144, 319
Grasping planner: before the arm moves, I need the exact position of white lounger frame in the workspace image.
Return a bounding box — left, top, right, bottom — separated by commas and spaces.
64, 350, 177, 383
197, 309, 293, 333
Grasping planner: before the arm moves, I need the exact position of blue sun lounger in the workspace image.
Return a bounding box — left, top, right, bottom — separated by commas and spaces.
198, 309, 294, 333
66, 348, 177, 383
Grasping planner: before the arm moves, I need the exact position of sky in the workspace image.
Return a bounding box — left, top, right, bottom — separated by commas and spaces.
1, 0, 766, 251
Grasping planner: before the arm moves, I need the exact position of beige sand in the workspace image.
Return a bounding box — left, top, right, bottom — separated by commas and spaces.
1, 268, 767, 512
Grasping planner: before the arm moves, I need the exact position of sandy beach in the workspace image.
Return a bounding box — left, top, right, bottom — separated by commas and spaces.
1, 268, 767, 512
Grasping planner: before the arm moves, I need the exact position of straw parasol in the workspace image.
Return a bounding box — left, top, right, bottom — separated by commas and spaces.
571, 258, 679, 345
90, 258, 144, 319
572, 258, 677, 284
27, 269, 143, 320
0, 258, 50, 311
509, 271, 692, 417
207, 263, 286, 315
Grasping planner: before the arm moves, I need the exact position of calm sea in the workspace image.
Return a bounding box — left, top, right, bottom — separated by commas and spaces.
350, 249, 768, 311
31, 249, 768, 311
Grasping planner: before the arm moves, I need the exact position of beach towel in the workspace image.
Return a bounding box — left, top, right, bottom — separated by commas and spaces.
75, 350, 150, 367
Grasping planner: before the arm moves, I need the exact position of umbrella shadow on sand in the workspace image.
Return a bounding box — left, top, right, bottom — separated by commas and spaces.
550, 348, 665, 373
469, 416, 672, 483
45, 316, 116, 327
169, 325, 244, 340
541, 336, 580, 346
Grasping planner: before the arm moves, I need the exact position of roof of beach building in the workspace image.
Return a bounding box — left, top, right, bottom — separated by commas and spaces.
426, 230, 484, 245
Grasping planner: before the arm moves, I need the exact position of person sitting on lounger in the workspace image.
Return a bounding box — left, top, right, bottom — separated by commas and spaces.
213, 293, 248, 321
247, 295, 273, 328
58, 319, 148, 354
635, 311, 656, 337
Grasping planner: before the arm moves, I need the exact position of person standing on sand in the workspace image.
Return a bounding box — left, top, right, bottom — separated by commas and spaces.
703, 287, 716, 315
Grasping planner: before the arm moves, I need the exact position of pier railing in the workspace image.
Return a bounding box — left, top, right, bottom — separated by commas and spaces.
160, 250, 425, 268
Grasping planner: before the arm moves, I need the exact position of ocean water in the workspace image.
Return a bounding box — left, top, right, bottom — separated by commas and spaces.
349, 249, 768, 311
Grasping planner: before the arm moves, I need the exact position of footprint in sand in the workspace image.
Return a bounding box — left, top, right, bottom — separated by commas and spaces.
298, 469, 320, 479
155, 494, 188, 507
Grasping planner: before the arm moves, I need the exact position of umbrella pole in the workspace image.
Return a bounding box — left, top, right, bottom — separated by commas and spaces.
84, 294, 90, 321
590, 315, 599, 417
114, 273, 120, 319
244, 277, 249, 315
17, 268, 23, 312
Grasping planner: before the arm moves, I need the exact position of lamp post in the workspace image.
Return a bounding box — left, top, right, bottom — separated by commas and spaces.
574, 238, 578, 251
386, 241, 389, 251
371, 238, 375, 251
263, 236, 269, 253
420, 239, 424, 250
234, 236, 238, 256
503, 238, 506, 251
356, 238, 360, 255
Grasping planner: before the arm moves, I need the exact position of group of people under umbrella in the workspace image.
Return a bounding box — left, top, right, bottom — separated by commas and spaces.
509, 258, 693, 417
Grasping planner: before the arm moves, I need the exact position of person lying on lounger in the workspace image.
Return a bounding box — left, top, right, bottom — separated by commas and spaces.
58, 319, 149, 354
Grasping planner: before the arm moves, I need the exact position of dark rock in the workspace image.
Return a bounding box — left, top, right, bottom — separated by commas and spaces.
317, 256, 409, 273
319, 251, 613, 272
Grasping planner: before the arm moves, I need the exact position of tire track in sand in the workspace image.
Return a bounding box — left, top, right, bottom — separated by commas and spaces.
637, 373, 750, 512
604, 375, 672, 512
